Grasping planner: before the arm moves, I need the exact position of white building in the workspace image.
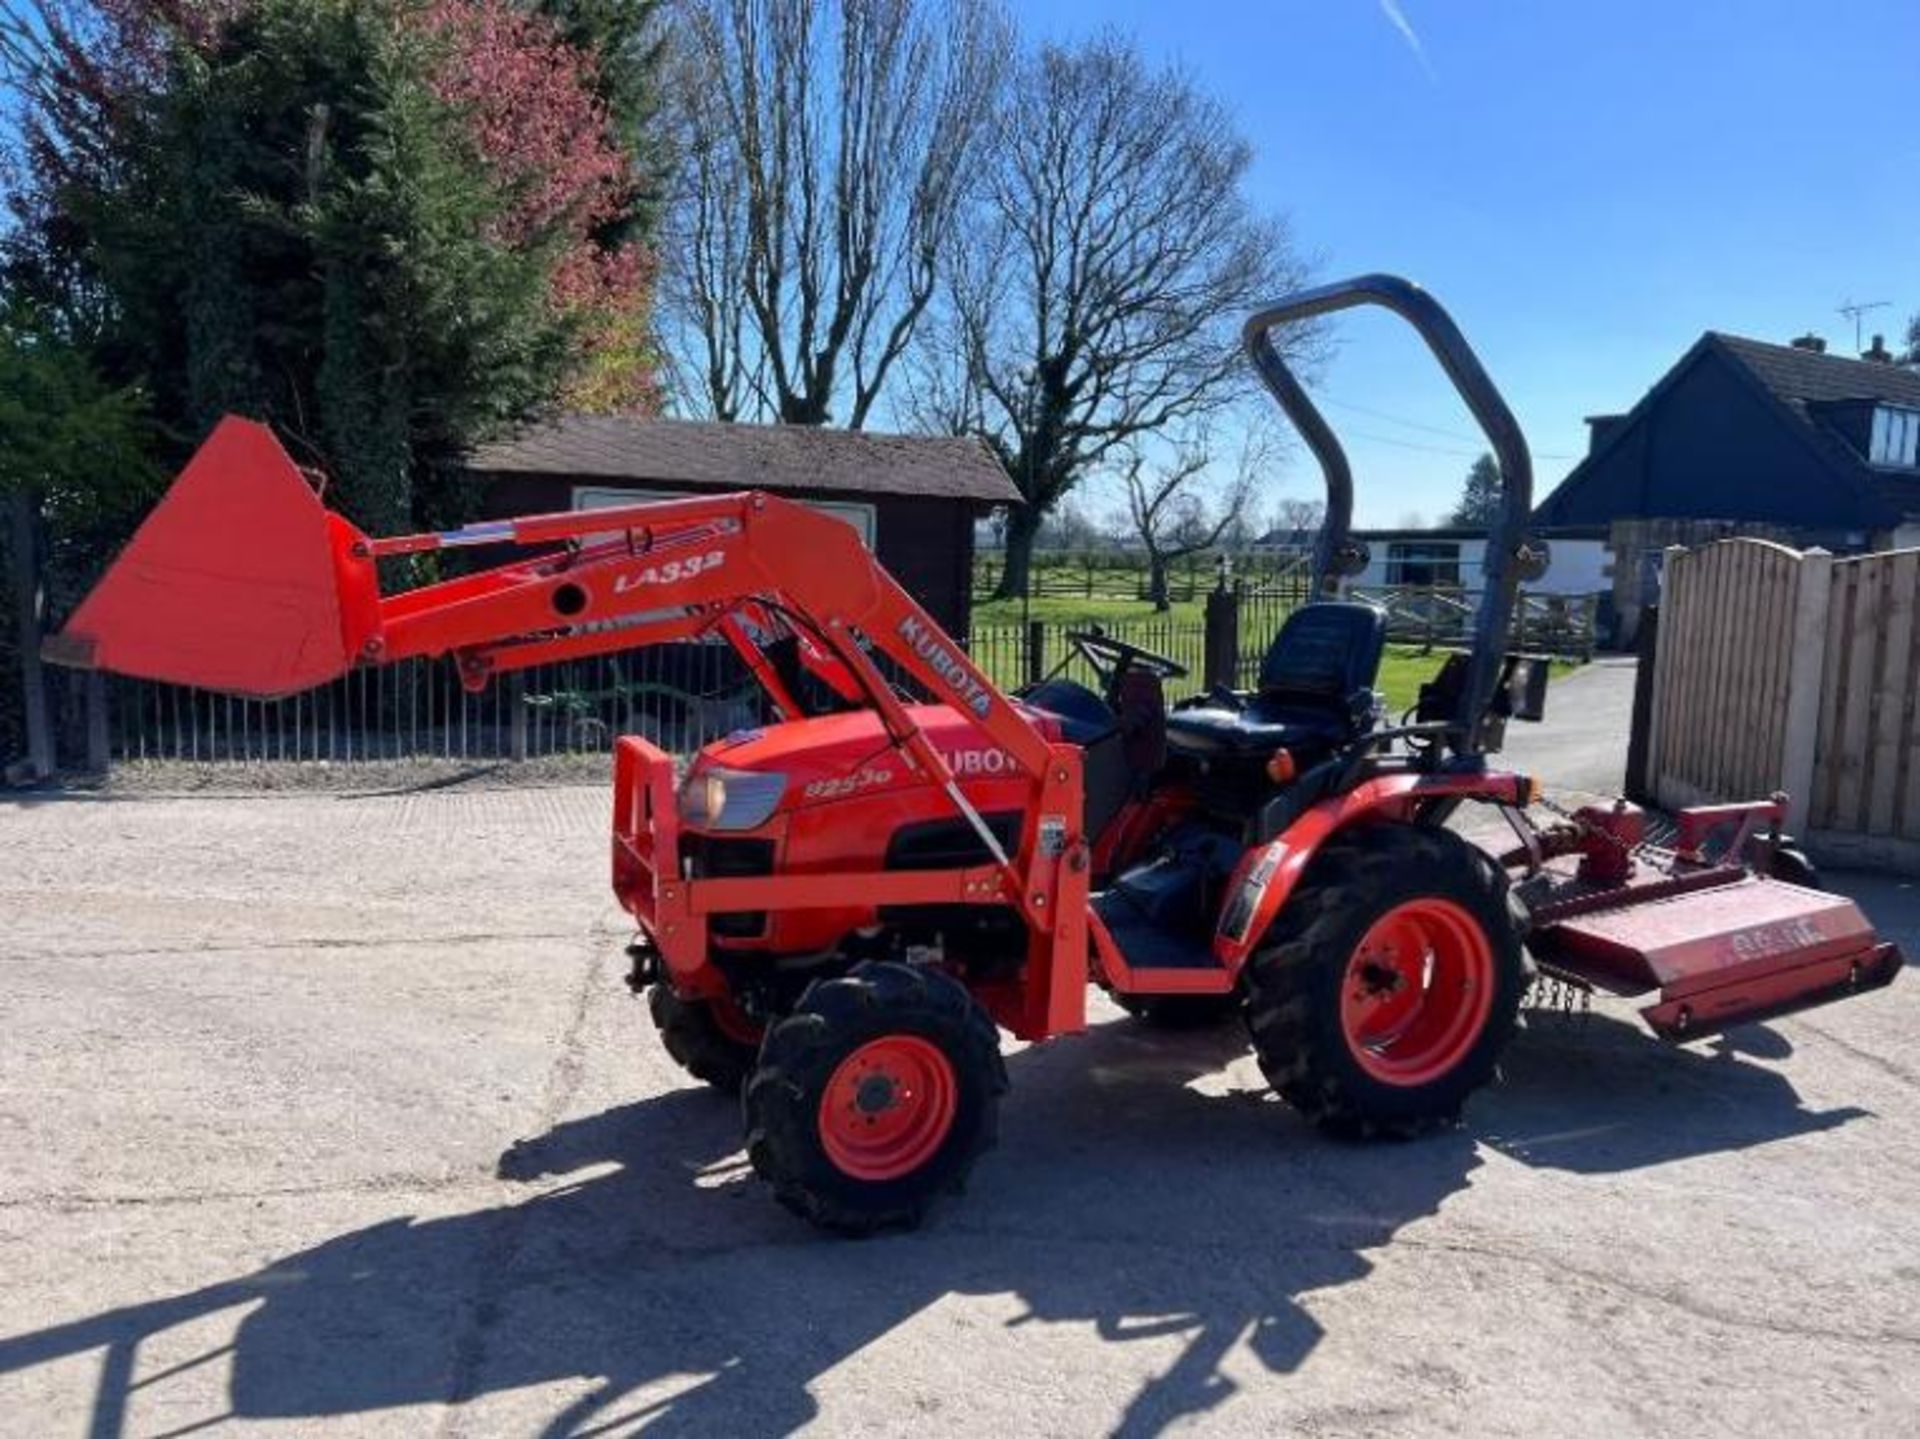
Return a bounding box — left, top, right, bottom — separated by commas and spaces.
1342, 525, 1610, 597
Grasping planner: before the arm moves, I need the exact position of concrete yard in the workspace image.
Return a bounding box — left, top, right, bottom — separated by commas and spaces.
3, 660, 1919, 1436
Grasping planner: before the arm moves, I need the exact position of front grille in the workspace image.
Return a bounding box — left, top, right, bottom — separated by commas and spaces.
683, 835, 775, 938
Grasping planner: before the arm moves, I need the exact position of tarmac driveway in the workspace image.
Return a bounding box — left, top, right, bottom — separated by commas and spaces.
2, 658, 1918, 1436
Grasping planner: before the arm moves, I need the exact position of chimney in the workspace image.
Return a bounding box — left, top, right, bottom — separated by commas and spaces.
1864, 334, 1893, 364
1790, 333, 1827, 353
1585, 414, 1627, 456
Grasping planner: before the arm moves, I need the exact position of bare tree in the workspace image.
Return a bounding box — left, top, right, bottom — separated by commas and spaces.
1038, 499, 1105, 552
1116, 433, 1258, 611
657, 32, 764, 421
659, 0, 1008, 427
915, 34, 1312, 599
1268, 495, 1326, 552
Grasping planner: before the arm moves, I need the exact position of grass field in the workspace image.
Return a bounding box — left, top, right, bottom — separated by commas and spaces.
1374, 646, 1464, 715
971, 594, 1210, 628
968, 586, 1579, 716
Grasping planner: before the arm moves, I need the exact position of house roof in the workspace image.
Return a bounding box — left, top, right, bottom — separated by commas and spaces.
1712, 334, 1920, 414
466, 414, 1021, 505
1712, 336, 1920, 521
1535, 332, 1920, 530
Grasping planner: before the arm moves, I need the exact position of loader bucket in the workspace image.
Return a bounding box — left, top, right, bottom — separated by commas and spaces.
43, 417, 378, 699
1530, 874, 1902, 1040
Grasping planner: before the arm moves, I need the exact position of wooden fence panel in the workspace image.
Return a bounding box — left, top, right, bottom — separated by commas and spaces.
1867, 550, 1918, 835
1648, 539, 1802, 811
1652, 537, 1920, 870
1812, 549, 1920, 844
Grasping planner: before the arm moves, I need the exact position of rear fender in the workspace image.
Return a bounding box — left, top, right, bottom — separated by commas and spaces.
1212, 770, 1530, 972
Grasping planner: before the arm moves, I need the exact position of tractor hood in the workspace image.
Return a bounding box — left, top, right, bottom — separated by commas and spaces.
678, 702, 1066, 831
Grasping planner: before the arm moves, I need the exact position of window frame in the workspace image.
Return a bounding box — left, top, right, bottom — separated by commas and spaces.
1871, 406, 1920, 469
1383, 540, 1464, 588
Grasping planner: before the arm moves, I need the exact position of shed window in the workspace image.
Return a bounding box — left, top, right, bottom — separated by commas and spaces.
1871, 406, 1920, 469
572, 486, 876, 546
1384, 541, 1461, 587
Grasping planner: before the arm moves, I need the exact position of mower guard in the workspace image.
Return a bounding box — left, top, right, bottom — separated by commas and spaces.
1528, 873, 1902, 1040
43, 417, 376, 698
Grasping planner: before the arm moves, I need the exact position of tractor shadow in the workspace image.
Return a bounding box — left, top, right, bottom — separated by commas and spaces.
0, 1009, 1864, 1437
1, 1020, 1471, 1438
1476, 1004, 1866, 1172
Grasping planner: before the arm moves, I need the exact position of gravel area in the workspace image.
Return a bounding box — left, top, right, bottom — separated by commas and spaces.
2, 660, 1918, 1436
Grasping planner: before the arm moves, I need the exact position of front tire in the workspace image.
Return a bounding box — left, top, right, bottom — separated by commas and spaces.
648, 986, 762, 1095
745, 961, 1006, 1234
1245, 824, 1525, 1136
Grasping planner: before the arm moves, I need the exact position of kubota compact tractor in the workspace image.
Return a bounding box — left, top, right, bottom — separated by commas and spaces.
50, 276, 1903, 1233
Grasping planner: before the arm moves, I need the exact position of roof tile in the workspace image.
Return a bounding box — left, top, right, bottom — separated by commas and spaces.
1713, 334, 1920, 414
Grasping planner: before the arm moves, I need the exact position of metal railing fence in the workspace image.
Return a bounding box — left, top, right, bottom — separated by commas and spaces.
75, 581, 1593, 769
102, 643, 762, 766
1344, 586, 1599, 660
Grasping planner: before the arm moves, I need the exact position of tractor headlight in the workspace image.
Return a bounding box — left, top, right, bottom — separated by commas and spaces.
679, 767, 787, 831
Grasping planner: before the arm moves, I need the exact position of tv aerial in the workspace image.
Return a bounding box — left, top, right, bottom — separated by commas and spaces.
1838, 298, 1890, 352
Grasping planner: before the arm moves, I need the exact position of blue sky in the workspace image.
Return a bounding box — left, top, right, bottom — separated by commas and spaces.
1027, 0, 1920, 527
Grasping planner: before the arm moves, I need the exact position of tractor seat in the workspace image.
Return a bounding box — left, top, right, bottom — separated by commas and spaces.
1166, 601, 1387, 762
1019, 677, 1116, 745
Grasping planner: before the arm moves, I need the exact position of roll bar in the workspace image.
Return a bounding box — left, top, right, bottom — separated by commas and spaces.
1243, 274, 1540, 756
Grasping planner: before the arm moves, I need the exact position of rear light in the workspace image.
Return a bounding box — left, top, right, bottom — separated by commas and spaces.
1265, 748, 1297, 784
678, 766, 787, 831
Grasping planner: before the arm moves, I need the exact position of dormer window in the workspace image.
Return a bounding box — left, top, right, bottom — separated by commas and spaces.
1871, 405, 1920, 468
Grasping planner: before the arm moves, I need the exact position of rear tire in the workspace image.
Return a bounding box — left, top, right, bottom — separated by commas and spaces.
1244, 824, 1525, 1136
648, 986, 761, 1096
745, 961, 1006, 1234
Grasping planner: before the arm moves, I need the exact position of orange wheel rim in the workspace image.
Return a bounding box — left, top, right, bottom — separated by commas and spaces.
1339, 898, 1495, 1086
817, 1035, 958, 1182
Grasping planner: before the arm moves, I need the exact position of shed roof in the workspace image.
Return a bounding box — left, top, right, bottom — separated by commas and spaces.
467, 414, 1020, 505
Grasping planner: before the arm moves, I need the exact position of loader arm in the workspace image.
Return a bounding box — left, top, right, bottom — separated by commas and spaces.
47, 417, 1092, 1037
50, 418, 1050, 765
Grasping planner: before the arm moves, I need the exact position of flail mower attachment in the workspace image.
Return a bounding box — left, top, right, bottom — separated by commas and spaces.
1513, 800, 1902, 1041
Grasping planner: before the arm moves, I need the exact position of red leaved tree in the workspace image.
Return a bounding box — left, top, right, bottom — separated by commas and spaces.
422, 0, 658, 412
3, 0, 658, 413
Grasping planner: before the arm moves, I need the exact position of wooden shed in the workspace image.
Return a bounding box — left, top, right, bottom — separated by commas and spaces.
466, 415, 1019, 636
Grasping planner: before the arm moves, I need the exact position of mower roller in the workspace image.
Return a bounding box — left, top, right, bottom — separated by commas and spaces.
49, 274, 1902, 1233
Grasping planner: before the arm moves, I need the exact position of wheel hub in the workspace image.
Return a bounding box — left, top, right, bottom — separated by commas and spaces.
854, 1073, 899, 1115
817, 1034, 959, 1182
1355, 958, 1406, 994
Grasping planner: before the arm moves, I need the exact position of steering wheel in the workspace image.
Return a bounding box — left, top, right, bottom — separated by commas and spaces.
1066, 628, 1189, 696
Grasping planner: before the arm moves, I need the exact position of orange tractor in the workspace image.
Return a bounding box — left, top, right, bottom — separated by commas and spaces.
51, 276, 1901, 1232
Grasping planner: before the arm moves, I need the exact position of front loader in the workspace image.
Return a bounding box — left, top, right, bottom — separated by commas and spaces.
49, 275, 1902, 1233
